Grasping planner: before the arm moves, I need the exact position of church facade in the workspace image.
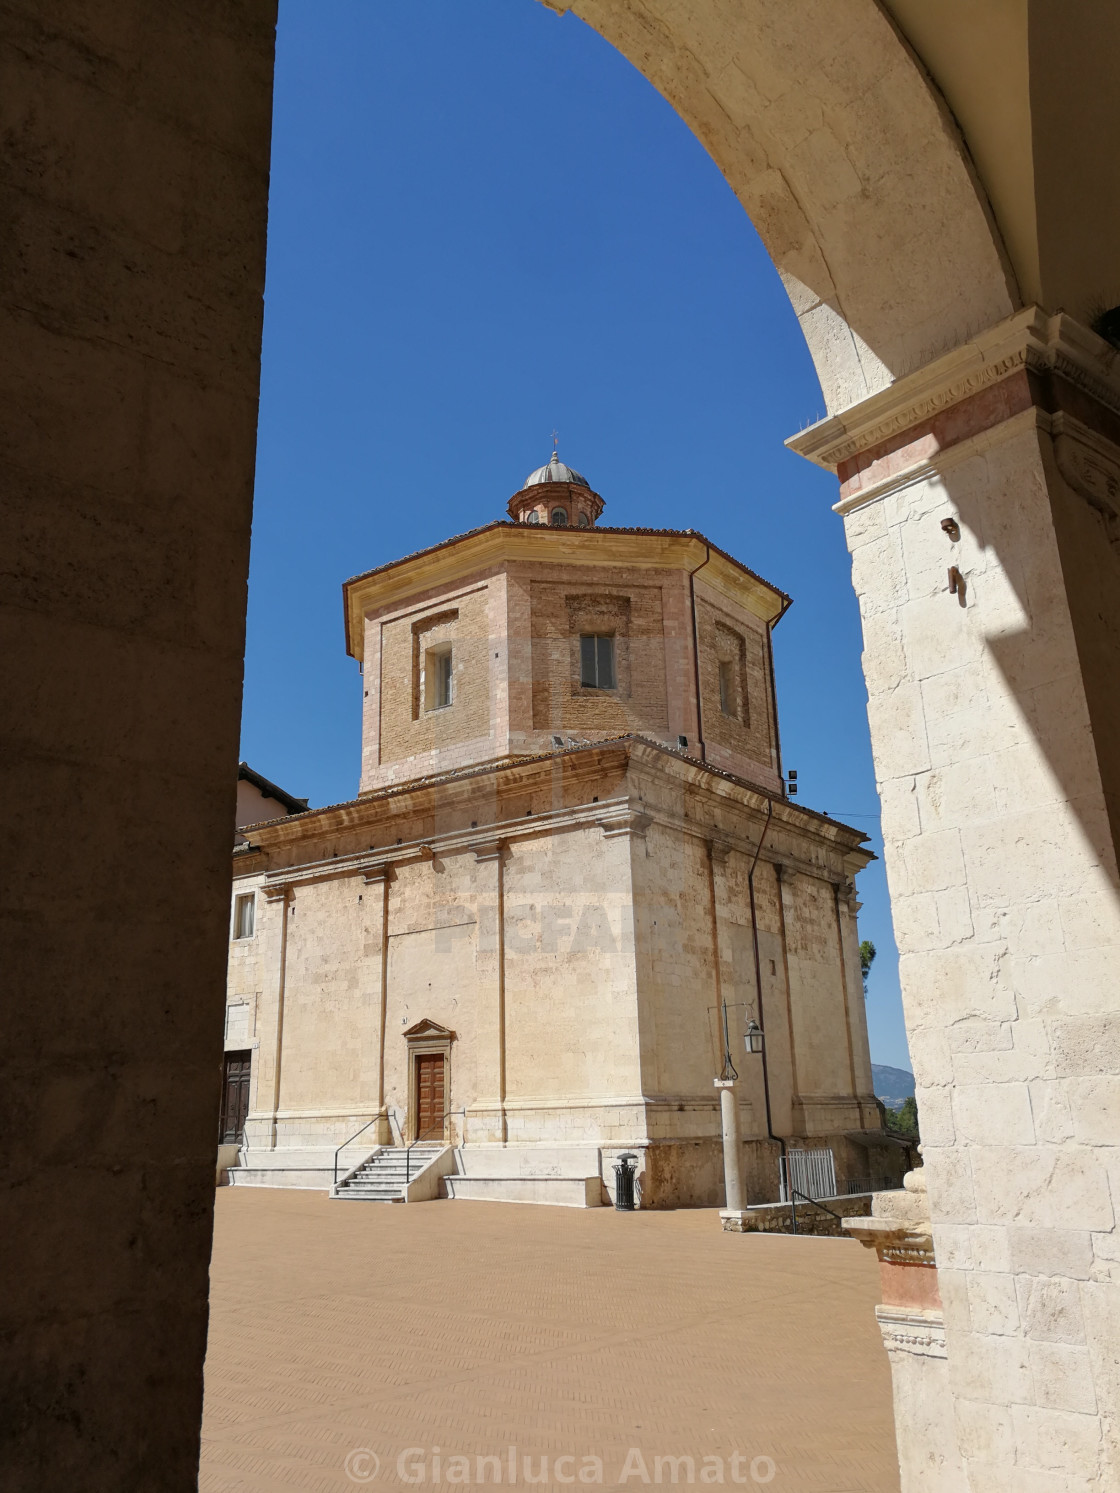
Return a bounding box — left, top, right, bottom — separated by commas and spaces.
223, 456, 902, 1206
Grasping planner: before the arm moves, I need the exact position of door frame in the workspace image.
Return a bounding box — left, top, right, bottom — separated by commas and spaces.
402, 1020, 455, 1143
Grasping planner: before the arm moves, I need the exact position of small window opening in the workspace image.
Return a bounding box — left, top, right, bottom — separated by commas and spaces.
719, 659, 737, 717
580, 633, 616, 689
551, 507, 568, 526
425, 645, 453, 710
526, 511, 540, 524
577, 511, 589, 527
233, 893, 255, 940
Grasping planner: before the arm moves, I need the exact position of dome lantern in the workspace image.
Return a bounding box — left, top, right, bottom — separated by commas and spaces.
506, 446, 605, 528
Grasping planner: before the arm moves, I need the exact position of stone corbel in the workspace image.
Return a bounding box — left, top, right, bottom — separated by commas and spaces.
707, 839, 732, 864
1052, 412, 1120, 534
777, 863, 799, 886
262, 880, 291, 904
362, 861, 393, 886
597, 810, 652, 840
843, 1216, 935, 1265
469, 838, 505, 863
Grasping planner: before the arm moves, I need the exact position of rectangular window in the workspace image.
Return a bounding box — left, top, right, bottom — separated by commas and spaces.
233, 893, 255, 940
580, 633, 616, 689
425, 645, 453, 710
719, 659, 736, 717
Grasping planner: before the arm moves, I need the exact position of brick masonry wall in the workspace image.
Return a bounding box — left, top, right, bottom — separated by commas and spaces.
378, 585, 493, 767
694, 589, 777, 782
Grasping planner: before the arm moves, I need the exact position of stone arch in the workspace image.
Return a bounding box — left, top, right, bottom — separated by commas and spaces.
552, 0, 1019, 409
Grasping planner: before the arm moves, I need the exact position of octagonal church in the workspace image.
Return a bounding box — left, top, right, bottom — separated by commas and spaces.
223, 454, 903, 1207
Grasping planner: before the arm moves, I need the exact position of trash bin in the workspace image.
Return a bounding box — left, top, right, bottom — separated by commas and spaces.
613, 1152, 638, 1211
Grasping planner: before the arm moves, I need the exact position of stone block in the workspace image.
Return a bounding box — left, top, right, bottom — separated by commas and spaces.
900, 826, 968, 895
1029, 1080, 1075, 1144
950, 1329, 1033, 1404
1016, 1277, 1086, 1345
1011, 1405, 1104, 1478
1009, 1229, 1095, 1281
966, 1271, 1021, 1336
948, 1019, 1013, 1054
1030, 1343, 1098, 1413
934, 1223, 973, 1269
971, 1148, 1114, 1231
954, 1398, 1015, 1464
1051, 1016, 1120, 1079
922, 1145, 977, 1224
865, 682, 931, 777
916, 1086, 955, 1146
1066, 1076, 1120, 1146
969, 1224, 1012, 1274
952, 1082, 1035, 1147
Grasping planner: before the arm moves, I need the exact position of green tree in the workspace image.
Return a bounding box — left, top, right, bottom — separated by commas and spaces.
886, 1095, 919, 1138
859, 939, 877, 995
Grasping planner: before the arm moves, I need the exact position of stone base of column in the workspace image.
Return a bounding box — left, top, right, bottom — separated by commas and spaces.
719, 1210, 751, 1232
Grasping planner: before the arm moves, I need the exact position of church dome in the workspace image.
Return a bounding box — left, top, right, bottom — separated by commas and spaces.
523, 455, 591, 490
508, 447, 605, 528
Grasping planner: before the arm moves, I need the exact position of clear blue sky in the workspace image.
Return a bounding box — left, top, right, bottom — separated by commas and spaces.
242, 0, 912, 1073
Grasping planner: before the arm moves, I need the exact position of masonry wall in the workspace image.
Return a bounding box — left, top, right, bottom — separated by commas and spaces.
229, 746, 885, 1206
693, 587, 779, 784
842, 406, 1120, 1489
0, 5, 277, 1488
358, 552, 784, 796
365, 573, 501, 787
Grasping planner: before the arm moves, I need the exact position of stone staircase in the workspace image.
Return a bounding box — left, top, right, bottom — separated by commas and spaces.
331, 1143, 445, 1202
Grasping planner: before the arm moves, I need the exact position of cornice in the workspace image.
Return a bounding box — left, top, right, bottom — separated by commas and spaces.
787, 308, 1120, 473
343, 526, 788, 661
239, 736, 870, 874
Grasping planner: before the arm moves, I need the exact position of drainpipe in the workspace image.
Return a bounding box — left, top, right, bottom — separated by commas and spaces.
687, 542, 711, 762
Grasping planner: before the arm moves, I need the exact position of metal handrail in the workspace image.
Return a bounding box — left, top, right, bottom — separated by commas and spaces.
405, 1109, 465, 1185
789, 1186, 845, 1231
333, 1111, 401, 1187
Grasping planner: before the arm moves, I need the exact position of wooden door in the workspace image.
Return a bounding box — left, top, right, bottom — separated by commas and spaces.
219, 1051, 252, 1143
414, 1053, 445, 1141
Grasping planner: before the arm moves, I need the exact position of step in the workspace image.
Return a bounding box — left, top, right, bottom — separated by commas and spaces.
443, 1176, 604, 1208
332, 1143, 449, 1201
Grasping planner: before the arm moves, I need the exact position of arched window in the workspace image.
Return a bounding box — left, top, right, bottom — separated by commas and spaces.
551, 507, 568, 526
577, 512, 589, 527
526, 511, 540, 524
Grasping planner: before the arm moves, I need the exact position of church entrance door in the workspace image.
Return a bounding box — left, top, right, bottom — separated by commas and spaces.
414, 1052, 445, 1142
219, 1051, 251, 1143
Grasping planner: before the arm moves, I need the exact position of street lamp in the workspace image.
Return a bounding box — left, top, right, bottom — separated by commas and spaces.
745, 1019, 764, 1055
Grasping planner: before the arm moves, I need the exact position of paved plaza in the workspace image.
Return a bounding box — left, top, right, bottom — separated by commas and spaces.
200, 1191, 900, 1493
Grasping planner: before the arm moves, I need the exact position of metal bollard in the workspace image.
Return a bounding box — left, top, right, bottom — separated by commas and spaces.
612, 1152, 638, 1211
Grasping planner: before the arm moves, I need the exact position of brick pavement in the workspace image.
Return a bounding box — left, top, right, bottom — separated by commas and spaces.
200, 1191, 900, 1493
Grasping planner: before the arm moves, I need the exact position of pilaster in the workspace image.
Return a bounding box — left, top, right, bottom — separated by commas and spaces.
792, 308, 1120, 1489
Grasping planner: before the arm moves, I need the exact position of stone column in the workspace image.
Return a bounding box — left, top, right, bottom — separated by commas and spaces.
790, 308, 1120, 1490
717, 1078, 746, 1214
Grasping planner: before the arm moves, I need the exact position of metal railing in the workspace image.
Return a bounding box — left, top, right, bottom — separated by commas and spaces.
786, 1186, 844, 1235
405, 1110, 465, 1185
333, 1111, 402, 1187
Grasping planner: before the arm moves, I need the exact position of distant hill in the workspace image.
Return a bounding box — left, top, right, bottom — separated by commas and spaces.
872, 1064, 916, 1108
